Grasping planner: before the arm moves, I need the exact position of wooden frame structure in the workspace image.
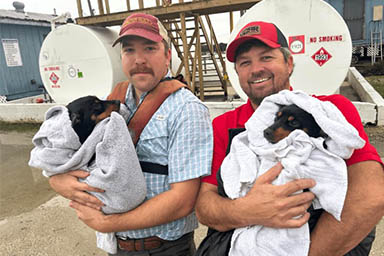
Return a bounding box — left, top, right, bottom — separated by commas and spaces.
75, 0, 261, 100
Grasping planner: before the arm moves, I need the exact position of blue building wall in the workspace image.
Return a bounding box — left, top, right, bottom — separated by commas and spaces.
325, 0, 343, 14
365, 0, 384, 45
325, 0, 384, 47
0, 23, 50, 100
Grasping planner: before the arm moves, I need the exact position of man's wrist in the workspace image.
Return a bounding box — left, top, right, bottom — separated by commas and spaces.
229, 197, 251, 228
100, 213, 121, 233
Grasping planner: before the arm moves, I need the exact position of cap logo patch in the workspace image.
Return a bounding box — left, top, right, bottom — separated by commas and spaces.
240, 25, 261, 37
122, 17, 155, 29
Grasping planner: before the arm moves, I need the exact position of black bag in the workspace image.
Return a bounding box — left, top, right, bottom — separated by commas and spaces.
195, 228, 233, 256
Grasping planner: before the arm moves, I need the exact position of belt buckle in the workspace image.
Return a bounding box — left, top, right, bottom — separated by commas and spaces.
118, 237, 137, 252
117, 239, 126, 251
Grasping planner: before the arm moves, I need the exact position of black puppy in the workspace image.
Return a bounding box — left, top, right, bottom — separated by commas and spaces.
264, 104, 327, 144
66, 96, 120, 144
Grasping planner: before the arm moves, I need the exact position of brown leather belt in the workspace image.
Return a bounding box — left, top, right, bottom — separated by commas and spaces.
117, 236, 166, 252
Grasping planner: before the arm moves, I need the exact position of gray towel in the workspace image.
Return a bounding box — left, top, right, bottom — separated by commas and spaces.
29, 105, 146, 254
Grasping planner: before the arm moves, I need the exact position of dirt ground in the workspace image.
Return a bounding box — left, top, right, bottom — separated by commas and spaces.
0, 126, 383, 256
365, 125, 384, 145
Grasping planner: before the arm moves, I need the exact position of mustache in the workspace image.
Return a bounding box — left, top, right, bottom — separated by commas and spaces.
248, 71, 272, 81
130, 67, 154, 76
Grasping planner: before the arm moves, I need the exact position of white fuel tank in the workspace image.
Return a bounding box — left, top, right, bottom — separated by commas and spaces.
39, 24, 126, 104
227, 0, 352, 100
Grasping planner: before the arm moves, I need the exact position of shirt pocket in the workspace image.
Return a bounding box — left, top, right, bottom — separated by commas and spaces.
139, 116, 168, 140
137, 117, 169, 160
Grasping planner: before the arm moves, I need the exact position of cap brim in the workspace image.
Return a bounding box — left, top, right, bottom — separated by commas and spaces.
226, 35, 281, 62
112, 28, 163, 47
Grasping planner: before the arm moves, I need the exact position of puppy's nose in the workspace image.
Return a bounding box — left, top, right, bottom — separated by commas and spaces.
113, 100, 120, 111
264, 128, 274, 142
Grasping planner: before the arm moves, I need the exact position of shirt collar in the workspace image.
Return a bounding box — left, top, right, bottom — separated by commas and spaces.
237, 99, 255, 127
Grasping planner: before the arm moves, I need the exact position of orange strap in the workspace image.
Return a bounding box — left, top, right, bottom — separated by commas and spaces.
107, 81, 130, 103
107, 79, 186, 145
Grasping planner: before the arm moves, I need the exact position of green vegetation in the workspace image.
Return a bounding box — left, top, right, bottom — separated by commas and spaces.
365, 76, 384, 97
359, 61, 384, 77
0, 121, 41, 132
355, 60, 384, 98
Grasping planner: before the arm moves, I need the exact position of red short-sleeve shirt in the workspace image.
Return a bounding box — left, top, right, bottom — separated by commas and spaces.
202, 95, 383, 186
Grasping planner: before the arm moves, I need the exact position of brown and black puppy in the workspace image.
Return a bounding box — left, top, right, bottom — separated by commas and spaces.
66, 96, 120, 144
263, 104, 327, 144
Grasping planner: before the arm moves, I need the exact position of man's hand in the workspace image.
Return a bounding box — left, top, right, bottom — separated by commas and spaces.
196, 163, 316, 231
69, 201, 110, 232
49, 170, 104, 210
235, 162, 315, 228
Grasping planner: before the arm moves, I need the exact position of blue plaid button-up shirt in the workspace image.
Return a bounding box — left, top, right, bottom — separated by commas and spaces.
116, 74, 213, 240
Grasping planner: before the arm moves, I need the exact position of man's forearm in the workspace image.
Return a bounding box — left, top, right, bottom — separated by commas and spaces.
309, 161, 384, 255
98, 179, 201, 233
196, 183, 246, 232
308, 212, 379, 255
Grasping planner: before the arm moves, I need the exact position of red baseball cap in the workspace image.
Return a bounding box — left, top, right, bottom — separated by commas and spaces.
112, 13, 169, 47
226, 21, 288, 62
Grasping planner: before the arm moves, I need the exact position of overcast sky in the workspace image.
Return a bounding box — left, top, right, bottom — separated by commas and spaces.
0, 0, 241, 43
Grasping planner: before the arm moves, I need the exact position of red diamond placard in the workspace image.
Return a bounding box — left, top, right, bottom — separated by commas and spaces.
311, 47, 332, 67
49, 72, 59, 84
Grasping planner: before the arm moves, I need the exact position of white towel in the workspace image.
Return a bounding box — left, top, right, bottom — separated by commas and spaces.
29, 105, 147, 254
221, 90, 365, 256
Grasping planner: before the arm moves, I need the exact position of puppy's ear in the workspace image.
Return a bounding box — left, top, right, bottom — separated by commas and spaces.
70, 112, 82, 127
276, 104, 285, 111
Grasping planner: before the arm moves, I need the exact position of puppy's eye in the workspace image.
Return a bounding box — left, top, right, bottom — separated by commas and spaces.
92, 105, 103, 114
288, 119, 301, 128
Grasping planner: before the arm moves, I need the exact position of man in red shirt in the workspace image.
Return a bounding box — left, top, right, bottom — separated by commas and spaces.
196, 21, 384, 255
